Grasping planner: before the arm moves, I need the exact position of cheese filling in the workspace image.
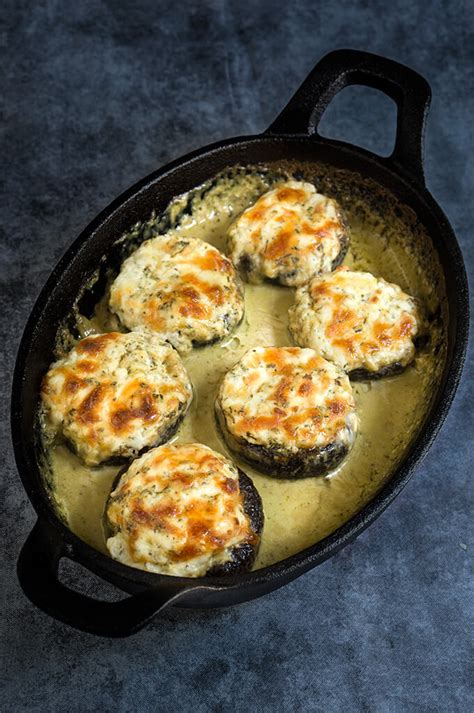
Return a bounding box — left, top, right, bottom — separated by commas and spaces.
217, 347, 358, 453
288, 267, 420, 373
106, 443, 257, 577
227, 180, 348, 286
109, 232, 244, 353
41, 332, 192, 465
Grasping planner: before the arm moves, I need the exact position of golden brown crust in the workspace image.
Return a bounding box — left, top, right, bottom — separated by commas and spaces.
215, 347, 358, 477
109, 233, 245, 353
41, 332, 192, 465
227, 180, 349, 286
289, 267, 420, 375
105, 443, 263, 576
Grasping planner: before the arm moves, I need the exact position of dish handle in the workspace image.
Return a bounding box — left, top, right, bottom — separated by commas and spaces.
266, 49, 431, 186
17, 519, 208, 637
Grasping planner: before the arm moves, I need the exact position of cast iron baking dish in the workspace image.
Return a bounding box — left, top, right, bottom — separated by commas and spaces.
12, 50, 469, 637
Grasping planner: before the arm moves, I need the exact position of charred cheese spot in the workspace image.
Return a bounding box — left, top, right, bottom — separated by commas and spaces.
75, 332, 117, 354
227, 180, 349, 286
106, 443, 263, 577
41, 332, 193, 466
288, 267, 420, 376
216, 347, 358, 478
109, 233, 244, 354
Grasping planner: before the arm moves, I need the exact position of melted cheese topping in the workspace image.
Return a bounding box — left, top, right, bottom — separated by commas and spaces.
217, 347, 357, 452
41, 332, 192, 466
288, 267, 420, 373
106, 443, 256, 577
227, 180, 348, 286
109, 233, 244, 353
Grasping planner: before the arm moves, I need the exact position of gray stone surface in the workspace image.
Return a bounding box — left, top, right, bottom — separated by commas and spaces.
1, 1, 472, 711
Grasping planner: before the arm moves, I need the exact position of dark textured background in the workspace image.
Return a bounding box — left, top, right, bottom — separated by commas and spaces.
1, 1, 473, 711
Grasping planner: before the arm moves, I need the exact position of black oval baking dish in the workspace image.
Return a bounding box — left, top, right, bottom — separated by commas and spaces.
12, 50, 469, 637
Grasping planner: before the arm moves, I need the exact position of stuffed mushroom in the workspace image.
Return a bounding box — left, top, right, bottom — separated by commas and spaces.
109, 233, 244, 354
288, 267, 420, 378
105, 443, 263, 577
227, 180, 349, 286
216, 346, 358, 478
41, 332, 192, 466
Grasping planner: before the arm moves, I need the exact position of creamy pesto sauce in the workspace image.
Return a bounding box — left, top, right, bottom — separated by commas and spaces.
43, 164, 446, 569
